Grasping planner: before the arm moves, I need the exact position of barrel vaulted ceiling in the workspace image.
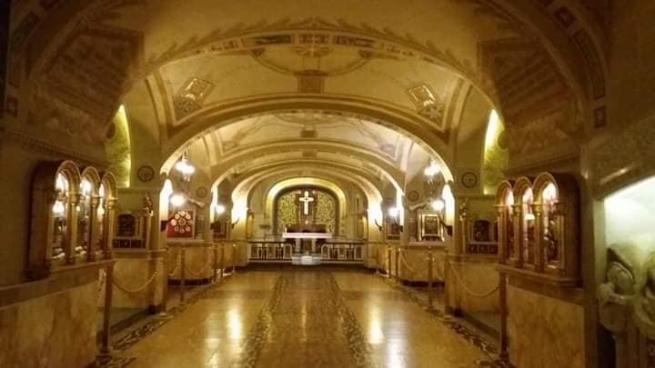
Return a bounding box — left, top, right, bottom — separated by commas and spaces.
5, 0, 609, 193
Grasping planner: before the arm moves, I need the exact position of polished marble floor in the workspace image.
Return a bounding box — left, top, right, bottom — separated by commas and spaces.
105, 269, 506, 368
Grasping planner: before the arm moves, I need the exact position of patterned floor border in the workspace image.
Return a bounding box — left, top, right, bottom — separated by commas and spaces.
376, 274, 513, 368
98, 269, 512, 368
229, 272, 288, 368
97, 275, 237, 367
326, 272, 381, 368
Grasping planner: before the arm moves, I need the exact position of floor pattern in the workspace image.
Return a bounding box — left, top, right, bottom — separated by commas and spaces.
100, 269, 511, 367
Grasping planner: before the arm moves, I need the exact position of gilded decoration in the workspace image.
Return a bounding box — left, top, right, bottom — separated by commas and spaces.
275, 188, 337, 234
173, 77, 215, 119
407, 85, 447, 127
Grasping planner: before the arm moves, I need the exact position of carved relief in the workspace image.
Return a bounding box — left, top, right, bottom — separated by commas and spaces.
479, 38, 580, 155
591, 115, 655, 196
29, 24, 143, 144
572, 30, 606, 100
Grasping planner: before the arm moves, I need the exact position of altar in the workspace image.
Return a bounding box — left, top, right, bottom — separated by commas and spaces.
275, 188, 338, 266
282, 232, 332, 253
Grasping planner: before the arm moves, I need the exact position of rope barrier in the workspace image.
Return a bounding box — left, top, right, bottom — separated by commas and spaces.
447, 262, 499, 298
398, 250, 430, 278
168, 251, 181, 277
112, 264, 160, 294
185, 257, 213, 277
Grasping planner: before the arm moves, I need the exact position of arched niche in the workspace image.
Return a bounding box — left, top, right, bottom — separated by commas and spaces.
496, 180, 515, 265
533, 172, 579, 280
496, 172, 580, 285
28, 160, 81, 279
99, 171, 118, 259
78, 167, 101, 261
513, 177, 536, 269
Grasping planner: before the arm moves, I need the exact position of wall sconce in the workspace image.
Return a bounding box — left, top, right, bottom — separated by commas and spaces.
429, 197, 452, 237
213, 203, 226, 219
387, 206, 403, 233
441, 218, 454, 237
374, 218, 383, 232
231, 206, 248, 229
431, 198, 445, 211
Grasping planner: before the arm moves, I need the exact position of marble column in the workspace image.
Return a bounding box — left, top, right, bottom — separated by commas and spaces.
0, 1, 8, 116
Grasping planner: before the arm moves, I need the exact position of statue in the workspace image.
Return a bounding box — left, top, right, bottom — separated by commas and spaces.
598, 235, 655, 335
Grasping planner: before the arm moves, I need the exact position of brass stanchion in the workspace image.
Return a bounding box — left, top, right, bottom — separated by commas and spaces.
427, 246, 434, 309
387, 246, 392, 277
376, 244, 382, 275
212, 244, 218, 283
100, 265, 114, 356
395, 246, 400, 283
443, 255, 452, 314
180, 246, 186, 304
220, 242, 225, 280
160, 248, 169, 313
232, 243, 237, 274
499, 272, 509, 359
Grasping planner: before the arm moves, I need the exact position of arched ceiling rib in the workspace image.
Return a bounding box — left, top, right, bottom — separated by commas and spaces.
231, 165, 384, 207
6, 0, 608, 176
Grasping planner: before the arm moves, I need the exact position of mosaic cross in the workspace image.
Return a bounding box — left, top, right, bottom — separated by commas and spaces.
298, 191, 315, 215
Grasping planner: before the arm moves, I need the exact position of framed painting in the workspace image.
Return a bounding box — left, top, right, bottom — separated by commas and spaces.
385, 221, 401, 240
167, 209, 195, 238
211, 220, 227, 240
418, 210, 444, 241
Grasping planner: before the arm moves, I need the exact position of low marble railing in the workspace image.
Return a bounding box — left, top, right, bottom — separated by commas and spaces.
246, 239, 365, 262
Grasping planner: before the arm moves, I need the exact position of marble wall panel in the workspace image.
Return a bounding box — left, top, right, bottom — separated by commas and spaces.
506, 284, 584, 368
168, 246, 214, 280
0, 282, 97, 368
112, 257, 164, 309
397, 248, 447, 282
447, 261, 499, 312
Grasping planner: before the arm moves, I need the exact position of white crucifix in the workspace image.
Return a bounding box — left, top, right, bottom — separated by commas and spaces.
299, 190, 315, 215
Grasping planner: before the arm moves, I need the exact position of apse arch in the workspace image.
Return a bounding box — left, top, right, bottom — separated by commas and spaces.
229, 165, 383, 209
206, 140, 406, 188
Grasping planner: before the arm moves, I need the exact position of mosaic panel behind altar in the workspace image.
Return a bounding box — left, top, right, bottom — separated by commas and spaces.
275, 188, 337, 234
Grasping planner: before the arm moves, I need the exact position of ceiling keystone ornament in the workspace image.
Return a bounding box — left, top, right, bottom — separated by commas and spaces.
300, 129, 317, 138
297, 70, 325, 93
407, 85, 446, 126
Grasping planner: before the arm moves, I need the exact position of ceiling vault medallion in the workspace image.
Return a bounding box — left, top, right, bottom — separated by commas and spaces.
407, 85, 446, 127
173, 77, 215, 119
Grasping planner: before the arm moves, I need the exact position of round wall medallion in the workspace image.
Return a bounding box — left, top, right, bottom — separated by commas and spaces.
461, 171, 478, 188
137, 165, 155, 183
196, 187, 208, 198
407, 190, 420, 202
